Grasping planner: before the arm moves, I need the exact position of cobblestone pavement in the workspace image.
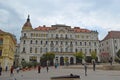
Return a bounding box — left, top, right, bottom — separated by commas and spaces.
0, 65, 120, 80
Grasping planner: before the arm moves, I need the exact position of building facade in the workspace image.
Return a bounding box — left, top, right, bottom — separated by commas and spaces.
99, 31, 120, 62
0, 29, 16, 70
14, 44, 20, 68
20, 16, 100, 65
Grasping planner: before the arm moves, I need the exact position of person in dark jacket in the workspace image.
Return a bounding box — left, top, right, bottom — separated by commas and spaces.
0, 65, 2, 76
46, 66, 49, 72
38, 65, 41, 73
10, 66, 14, 76
84, 62, 87, 76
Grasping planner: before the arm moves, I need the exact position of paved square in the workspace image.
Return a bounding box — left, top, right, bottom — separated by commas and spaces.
0, 66, 120, 80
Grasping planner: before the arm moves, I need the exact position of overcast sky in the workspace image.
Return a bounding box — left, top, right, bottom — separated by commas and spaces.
0, 0, 120, 43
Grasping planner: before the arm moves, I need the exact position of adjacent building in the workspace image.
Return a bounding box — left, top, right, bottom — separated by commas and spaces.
19, 16, 100, 65
0, 29, 16, 70
99, 31, 120, 62
14, 44, 20, 68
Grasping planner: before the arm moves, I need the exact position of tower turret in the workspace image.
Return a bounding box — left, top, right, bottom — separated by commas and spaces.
22, 15, 33, 31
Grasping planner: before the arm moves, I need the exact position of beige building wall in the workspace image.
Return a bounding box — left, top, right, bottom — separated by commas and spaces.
0, 30, 16, 70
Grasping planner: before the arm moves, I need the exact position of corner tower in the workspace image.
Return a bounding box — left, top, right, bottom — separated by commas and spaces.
22, 15, 33, 31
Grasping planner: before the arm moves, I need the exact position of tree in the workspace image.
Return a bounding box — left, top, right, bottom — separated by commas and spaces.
74, 51, 84, 64
64, 57, 69, 66
115, 49, 120, 63
90, 51, 98, 63
116, 49, 120, 58
21, 59, 27, 68
90, 51, 97, 59
74, 51, 84, 59
40, 52, 55, 66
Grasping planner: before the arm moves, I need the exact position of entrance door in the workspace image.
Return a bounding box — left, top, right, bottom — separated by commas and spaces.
70, 57, 74, 64
60, 57, 64, 65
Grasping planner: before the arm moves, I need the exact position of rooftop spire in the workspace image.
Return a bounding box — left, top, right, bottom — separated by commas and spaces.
22, 15, 33, 31
27, 14, 30, 22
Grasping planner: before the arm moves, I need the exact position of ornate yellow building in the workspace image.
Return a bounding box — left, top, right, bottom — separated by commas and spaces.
0, 29, 16, 70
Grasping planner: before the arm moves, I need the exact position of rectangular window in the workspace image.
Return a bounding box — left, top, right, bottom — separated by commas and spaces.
0, 38, 3, 45
31, 33, 33, 37
23, 47, 25, 52
80, 42, 82, 46
30, 47, 32, 53
41, 41, 43, 45
24, 33, 26, 36
23, 40, 26, 44
89, 42, 91, 46
0, 50, 2, 56
94, 42, 96, 46
35, 48, 37, 53
40, 48, 42, 53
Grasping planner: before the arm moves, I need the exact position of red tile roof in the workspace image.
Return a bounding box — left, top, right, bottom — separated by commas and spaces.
34, 26, 50, 31
103, 31, 120, 40
34, 26, 91, 33
72, 27, 91, 33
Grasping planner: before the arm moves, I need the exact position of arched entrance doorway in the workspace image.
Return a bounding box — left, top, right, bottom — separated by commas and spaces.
70, 57, 74, 64
60, 57, 64, 65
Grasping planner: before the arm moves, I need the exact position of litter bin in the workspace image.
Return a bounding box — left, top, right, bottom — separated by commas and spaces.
51, 74, 80, 80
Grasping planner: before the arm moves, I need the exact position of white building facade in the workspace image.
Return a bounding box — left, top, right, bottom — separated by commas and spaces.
99, 31, 120, 62
20, 16, 100, 65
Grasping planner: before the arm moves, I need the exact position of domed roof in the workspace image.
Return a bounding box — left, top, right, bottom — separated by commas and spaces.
22, 15, 33, 31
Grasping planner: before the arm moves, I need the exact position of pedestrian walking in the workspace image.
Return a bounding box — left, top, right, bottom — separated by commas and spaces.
5, 66, 8, 72
92, 60, 96, 71
109, 57, 113, 65
16, 67, 20, 73
46, 66, 49, 72
84, 62, 87, 76
54, 63, 58, 69
38, 65, 41, 73
10, 66, 14, 76
0, 65, 2, 76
